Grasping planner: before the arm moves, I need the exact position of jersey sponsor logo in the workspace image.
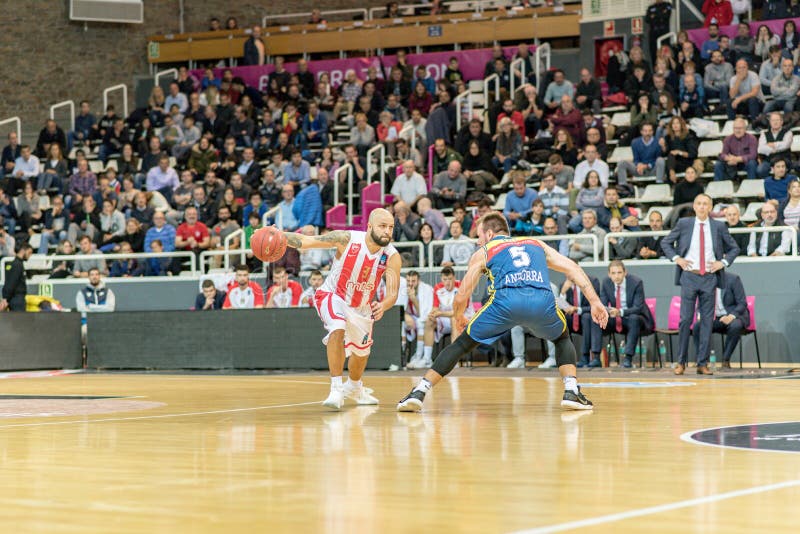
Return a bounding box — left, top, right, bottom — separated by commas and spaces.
683, 422, 800, 454
347, 279, 376, 294
504, 269, 545, 285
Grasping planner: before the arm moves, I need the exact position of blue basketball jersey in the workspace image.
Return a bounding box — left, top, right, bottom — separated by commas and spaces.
483, 236, 551, 293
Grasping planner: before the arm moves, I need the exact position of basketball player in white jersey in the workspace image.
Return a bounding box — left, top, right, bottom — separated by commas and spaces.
282, 209, 402, 409
408, 267, 460, 369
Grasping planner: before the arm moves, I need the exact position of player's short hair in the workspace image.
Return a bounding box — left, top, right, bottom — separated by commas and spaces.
271, 265, 285, 275
235, 263, 250, 273
440, 266, 455, 278
309, 269, 322, 278
477, 212, 509, 236
608, 259, 626, 272
202, 279, 215, 289
88, 267, 100, 275
406, 270, 419, 278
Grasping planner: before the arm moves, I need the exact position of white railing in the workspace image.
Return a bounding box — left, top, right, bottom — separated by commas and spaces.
223, 228, 245, 269
393, 241, 426, 264
103, 84, 128, 120
534, 42, 550, 89
483, 73, 500, 109
0, 251, 198, 285
333, 164, 355, 226
427, 238, 479, 268
543, 233, 599, 262
399, 123, 417, 154
602, 230, 667, 262
509, 57, 527, 95
366, 143, 387, 195
154, 68, 178, 88
263, 8, 368, 27
455, 89, 472, 131
262, 204, 284, 229
656, 32, 676, 51
50, 101, 75, 131
0, 116, 21, 141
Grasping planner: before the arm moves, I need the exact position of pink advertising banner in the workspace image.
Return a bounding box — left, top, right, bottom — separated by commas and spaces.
189, 44, 534, 90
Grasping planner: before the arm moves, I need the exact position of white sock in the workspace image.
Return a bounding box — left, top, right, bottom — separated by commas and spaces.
423, 346, 433, 360
413, 378, 432, 394
562, 376, 578, 394
347, 378, 362, 388
331, 376, 343, 389
416, 340, 424, 355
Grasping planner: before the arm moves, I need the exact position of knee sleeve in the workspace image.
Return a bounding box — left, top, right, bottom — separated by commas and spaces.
431, 331, 479, 377
554, 329, 577, 368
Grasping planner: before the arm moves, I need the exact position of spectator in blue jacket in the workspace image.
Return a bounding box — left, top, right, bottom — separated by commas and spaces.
68, 100, 97, 150
195, 279, 226, 310
301, 101, 328, 148
292, 181, 324, 228
596, 187, 640, 232
616, 123, 665, 184
503, 174, 538, 226
679, 73, 706, 119
144, 211, 177, 252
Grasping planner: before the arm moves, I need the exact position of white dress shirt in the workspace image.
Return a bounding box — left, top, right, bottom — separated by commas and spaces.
682, 217, 716, 270
715, 289, 728, 318
747, 225, 792, 256
573, 159, 610, 189
614, 278, 628, 316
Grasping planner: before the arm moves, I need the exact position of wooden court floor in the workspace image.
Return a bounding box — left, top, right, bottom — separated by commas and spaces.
0, 371, 798, 533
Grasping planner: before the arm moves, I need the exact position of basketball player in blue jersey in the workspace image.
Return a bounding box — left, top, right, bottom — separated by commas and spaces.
397, 212, 609, 411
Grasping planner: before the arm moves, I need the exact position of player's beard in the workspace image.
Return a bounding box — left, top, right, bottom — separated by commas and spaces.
370, 230, 391, 247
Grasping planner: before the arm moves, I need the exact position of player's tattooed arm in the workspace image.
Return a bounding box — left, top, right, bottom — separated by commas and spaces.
284, 230, 350, 251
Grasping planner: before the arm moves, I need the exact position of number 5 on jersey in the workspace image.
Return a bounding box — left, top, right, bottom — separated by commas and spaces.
509, 246, 531, 268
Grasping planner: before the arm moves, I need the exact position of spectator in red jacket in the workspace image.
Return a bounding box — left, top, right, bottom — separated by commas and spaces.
266, 265, 303, 308
702, 0, 733, 27
549, 95, 583, 144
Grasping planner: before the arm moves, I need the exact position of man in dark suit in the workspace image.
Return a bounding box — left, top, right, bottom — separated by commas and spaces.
238, 147, 262, 189
638, 210, 665, 259
561, 272, 604, 368
599, 260, 654, 368
662, 193, 740, 375
691, 271, 749, 370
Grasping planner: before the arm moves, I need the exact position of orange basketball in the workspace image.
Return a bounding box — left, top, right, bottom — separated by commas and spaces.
250, 226, 288, 263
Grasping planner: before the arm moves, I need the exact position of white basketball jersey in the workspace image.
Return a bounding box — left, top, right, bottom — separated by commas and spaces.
320, 231, 398, 311
433, 281, 460, 312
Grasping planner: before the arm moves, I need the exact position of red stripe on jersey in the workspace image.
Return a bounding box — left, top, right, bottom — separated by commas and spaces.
486, 239, 542, 262
351, 255, 376, 308
335, 243, 361, 300
367, 262, 389, 303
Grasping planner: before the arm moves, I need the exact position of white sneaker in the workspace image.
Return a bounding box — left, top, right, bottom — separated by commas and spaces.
406, 356, 423, 369
539, 356, 557, 368
343, 381, 379, 405
407, 357, 432, 370
506, 357, 526, 369
322, 387, 345, 410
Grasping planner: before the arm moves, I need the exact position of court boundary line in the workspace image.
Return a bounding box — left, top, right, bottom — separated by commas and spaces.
0, 400, 322, 430
680, 420, 800, 455
509, 479, 800, 533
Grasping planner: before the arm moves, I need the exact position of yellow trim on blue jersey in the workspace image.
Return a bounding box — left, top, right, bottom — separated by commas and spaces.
555, 306, 568, 335
467, 292, 494, 336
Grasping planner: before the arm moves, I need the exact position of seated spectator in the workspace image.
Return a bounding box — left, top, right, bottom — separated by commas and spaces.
430, 138, 462, 175
757, 112, 793, 178
691, 271, 748, 370
97, 199, 126, 252
336, 70, 362, 118
408, 81, 433, 117
455, 119, 493, 156
538, 171, 569, 222
384, 67, 412, 105
748, 202, 792, 256
548, 95, 583, 144
242, 191, 268, 228
461, 139, 496, 192
569, 170, 605, 232
297, 226, 333, 271
265, 265, 303, 308
108, 218, 145, 253
543, 154, 575, 191
195, 279, 226, 310
544, 70, 574, 112
75, 267, 116, 312
210, 205, 241, 250
16, 181, 42, 233
560, 270, 603, 367
714, 117, 757, 181
600, 260, 651, 368
385, 93, 409, 123
679, 73, 706, 118
67, 196, 101, 244
73, 235, 108, 277
69, 100, 96, 149
575, 68, 602, 115
392, 160, 427, 205
38, 195, 69, 253
146, 154, 179, 203
414, 65, 436, 95
159, 114, 184, 152
277, 184, 299, 231
444, 57, 464, 85
1, 131, 21, 181
283, 150, 311, 188
430, 161, 466, 210
0, 219, 14, 258
597, 186, 639, 231
98, 118, 130, 163
727, 59, 763, 122
497, 98, 525, 135
765, 159, 795, 202
724, 204, 751, 252
145, 238, 180, 276
109, 241, 144, 277
607, 217, 638, 260
342, 144, 367, 185
376, 111, 404, 156
0, 193, 16, 234
9, 145, 40, 197
350, 112, 376, 157
415, 197, 448, 240
638, 210, 665, 259
175, 206, 211, 253
518, 84, 544, 139
503, 174, 537, 225
394, 137, 422, 169
302, 101, 328, 148
552, 128, 578, 168
765, 58, 799, 114
144, 211, 176, 252
129, 191, 155, 229
754, 25, 780, 64
624, 66, 654, 103
617, 123, 664, 184
542, 216, 569, 255
492, 118, 522, 174
658, 116, 700, 183
568, 209, 605, 262
235, 147, 261, 189
314, 167, 335, 213
35, 119, 66, 159
292, 179, 323, 229
441, 220, 474, 267
701, 23, 721, 61
300, 270, 325, 307
704, 51, 733, 111
573, 144, 609, 188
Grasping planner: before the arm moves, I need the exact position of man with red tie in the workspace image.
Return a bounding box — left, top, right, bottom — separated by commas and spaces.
599, 260, 653, 368
661, 194, 740, 375
561, 270, 604, 368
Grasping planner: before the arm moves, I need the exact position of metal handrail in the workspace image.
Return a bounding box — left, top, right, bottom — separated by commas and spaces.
223, 228, 245, 269
541, 233, 599, 262
0, 117, 21, 141
366, 143, 387, 195
103, 84, 128, 120
534, 42, 550, 89
49, 101, 75, 131
154, 68, 178, 88
393, 241, 425, 263
427, 238, 479, 268
483, 73, 500, 108
262, 8, 368, 27
0, 251, 197, 285
333, 165, 354, 226
656, 32, 676, 52
455, 89, 472, 131
602, 230, 667, 262
509, 57, 526, 95
399, 123, 417, 154
262, 204, 284, 229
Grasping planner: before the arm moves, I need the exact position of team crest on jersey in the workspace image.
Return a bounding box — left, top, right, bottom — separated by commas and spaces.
379, 253, 388, 265
348, 243, 361, 256
361, 264, 372, 280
